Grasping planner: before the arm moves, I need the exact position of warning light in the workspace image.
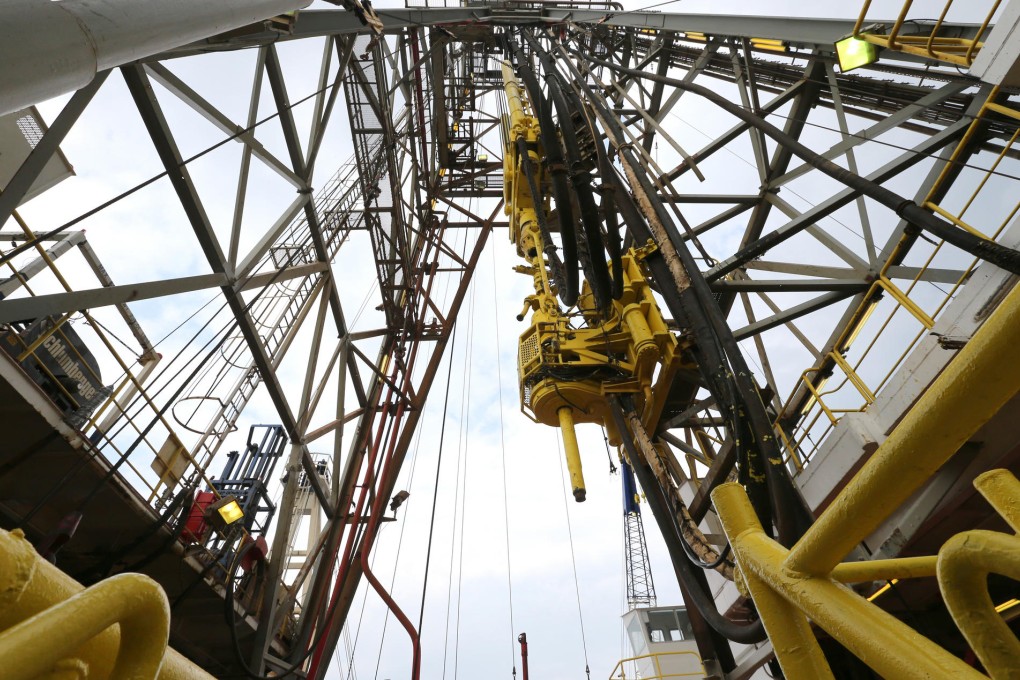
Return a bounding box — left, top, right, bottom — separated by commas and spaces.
836, 36, 879, 72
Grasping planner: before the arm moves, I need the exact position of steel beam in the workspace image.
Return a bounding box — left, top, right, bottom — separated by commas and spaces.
0, 72, 109, 229
706, 117, 971, 282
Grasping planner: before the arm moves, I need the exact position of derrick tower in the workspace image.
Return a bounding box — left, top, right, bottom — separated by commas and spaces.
0, 1, 1019, 679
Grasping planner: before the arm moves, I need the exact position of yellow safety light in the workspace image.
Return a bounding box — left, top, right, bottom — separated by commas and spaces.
208, 495, 244, 530
836, 36, 879, 72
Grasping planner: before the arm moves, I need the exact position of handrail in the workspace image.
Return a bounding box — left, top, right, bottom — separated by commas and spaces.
853, 0, 999, 67
608, 650, 706, 679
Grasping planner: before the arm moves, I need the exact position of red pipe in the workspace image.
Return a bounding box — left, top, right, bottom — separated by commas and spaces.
519, 632, 529, 680
359, 419, 421, 678
307, 241, 436, 676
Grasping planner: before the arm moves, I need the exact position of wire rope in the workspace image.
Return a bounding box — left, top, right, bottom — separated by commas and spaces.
554, 434, 592, 679
452, 278, 476, 680
489, 239, 519, 678
417, 207, 472, 646
439, 277, 473, 680
0, 77, 344, 268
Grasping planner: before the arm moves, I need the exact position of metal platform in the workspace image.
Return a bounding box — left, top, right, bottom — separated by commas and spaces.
0, 349, 282, 679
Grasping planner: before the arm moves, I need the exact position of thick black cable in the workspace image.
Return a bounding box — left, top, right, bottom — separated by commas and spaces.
526, 32, 614, 311
515, 136, 568, 294
226, 539, 334, 679
539, 38, 759, 505
504, 36, 580, 307
611, 396, 764, 649
681, 538, 732, 571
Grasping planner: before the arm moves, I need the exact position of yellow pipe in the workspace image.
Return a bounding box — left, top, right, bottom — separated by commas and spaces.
830, 555, 937, 582
0, 528, 215, 680
558, 407, 587, 502
712, 483, 834, 679
937, 529, 1020, 679
501, 60, 529, 131
974, 469, 1020, 533
0, 573, 169, 680
713, 483, 986, 680
785, 280, 1020, 576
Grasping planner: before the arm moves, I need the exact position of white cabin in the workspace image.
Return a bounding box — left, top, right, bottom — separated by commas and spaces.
616, 607, 705, 678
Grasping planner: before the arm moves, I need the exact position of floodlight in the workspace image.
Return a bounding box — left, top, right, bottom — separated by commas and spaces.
208, 495, 244, 530
836, 36, 878, 72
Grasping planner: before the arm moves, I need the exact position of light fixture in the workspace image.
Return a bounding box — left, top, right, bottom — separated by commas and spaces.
207, 495, 244, 531
836, 36, 879, 72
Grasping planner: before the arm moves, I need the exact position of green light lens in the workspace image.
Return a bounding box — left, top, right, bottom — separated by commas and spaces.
836, 36, 878, 72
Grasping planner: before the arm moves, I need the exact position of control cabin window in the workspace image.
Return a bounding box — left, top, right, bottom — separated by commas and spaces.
646, 608, 694, 643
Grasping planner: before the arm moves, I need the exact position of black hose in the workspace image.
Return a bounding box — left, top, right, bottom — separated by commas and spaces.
516, 136, 568, 293
505, 36, 580, 306
527, 33, 614, 311
682, 538, 732, 571
225, 539, 333, 679
600, 165, 625, 300
611, 398, 766, 646
556, 38, 811, 545
548, 38, 775, 531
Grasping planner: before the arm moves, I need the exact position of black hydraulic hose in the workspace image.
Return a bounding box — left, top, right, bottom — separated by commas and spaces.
556, 40, 810, 545
600, 161, 625, 300
505, 37, 580, 306
226, 539, 333, 679
516, 136, 568, 293
569, 77, 774, 525
575, 49, 1020, 277
550, 38, 776, 530
528, 35, 613, 311
611, 398, 767, 646
683, 541, 732, 571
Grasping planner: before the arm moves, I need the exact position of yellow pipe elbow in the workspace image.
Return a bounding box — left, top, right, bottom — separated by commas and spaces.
0, 572, 169, 680
937, 530, 1020, 679
0, 528, 215, 680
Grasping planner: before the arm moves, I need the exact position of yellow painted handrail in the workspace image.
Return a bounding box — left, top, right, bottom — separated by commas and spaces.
608, 650, 706, 679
